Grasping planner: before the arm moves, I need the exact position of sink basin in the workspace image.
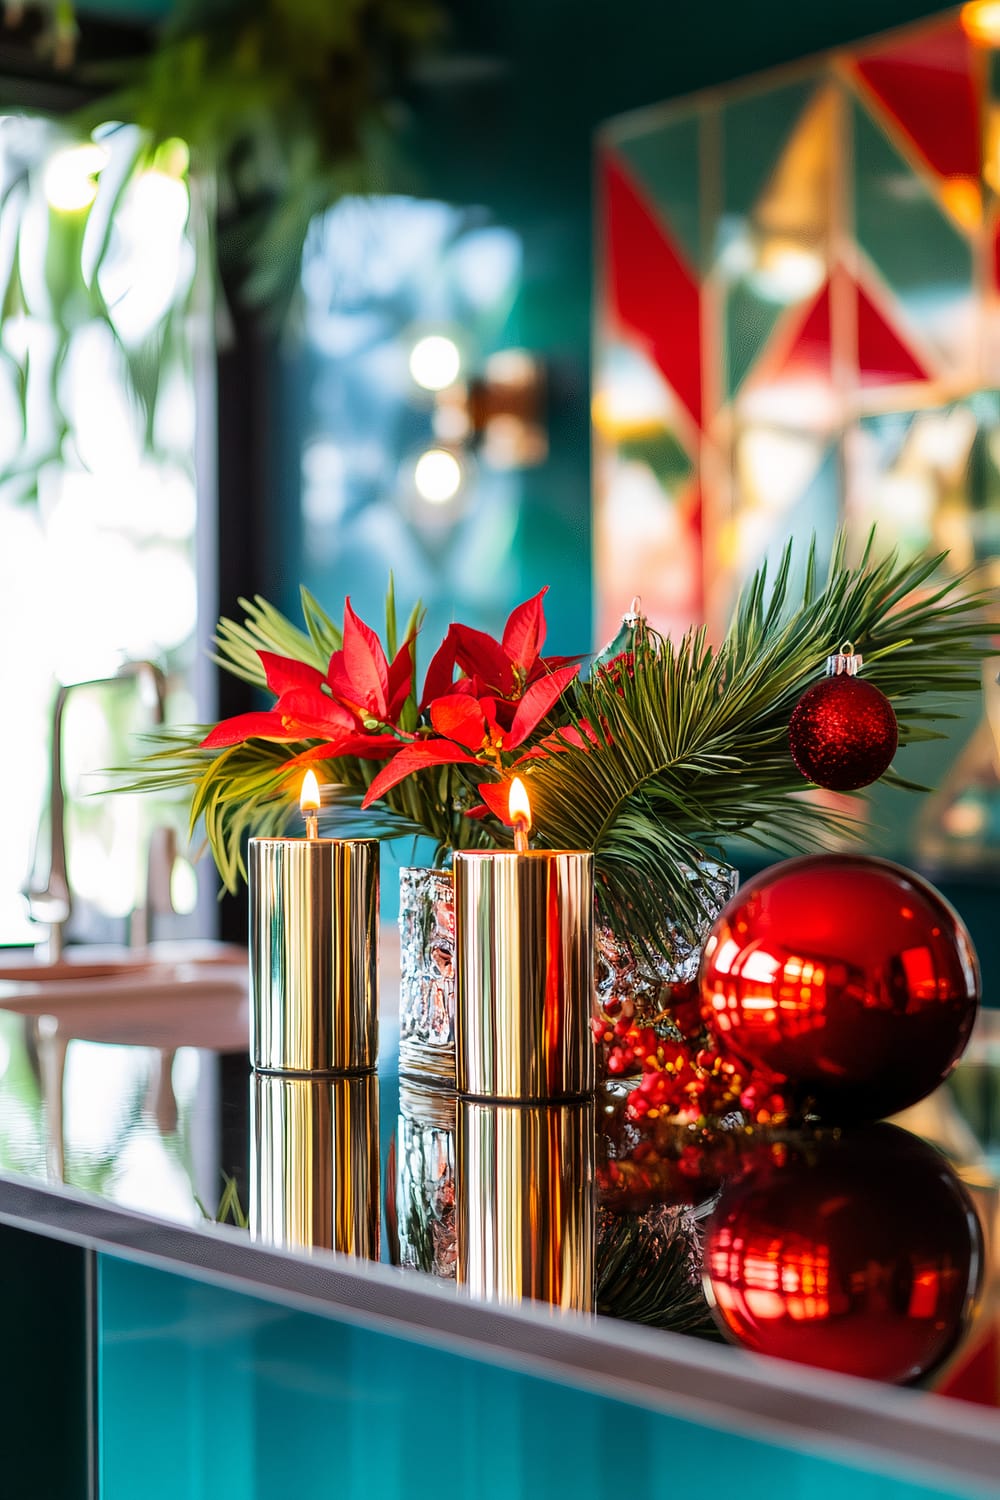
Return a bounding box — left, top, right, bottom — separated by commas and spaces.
0, 941, 246, 985
0, 942, 250, 1049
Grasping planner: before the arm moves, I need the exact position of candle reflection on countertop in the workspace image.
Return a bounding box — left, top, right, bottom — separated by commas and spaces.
251, 1071, 379, 1258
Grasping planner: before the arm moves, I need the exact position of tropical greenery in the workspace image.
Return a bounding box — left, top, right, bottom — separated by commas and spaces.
126, 533, 996, 957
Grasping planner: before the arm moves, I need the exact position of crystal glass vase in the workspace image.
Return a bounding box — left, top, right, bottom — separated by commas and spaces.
398, 866, 456, 1083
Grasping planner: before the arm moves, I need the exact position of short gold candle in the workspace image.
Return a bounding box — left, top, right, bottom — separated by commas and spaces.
454, 846, 594, 1101
457, 1097, 595, 1311
250, 1071, 379, 1258
249, 835, 378, 1074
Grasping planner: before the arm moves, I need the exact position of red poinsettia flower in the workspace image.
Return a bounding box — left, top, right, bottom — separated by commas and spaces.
516, 719, 604, 760
201, 599, 412, 761
420, 587, 580, 724
361, 665, 578, 809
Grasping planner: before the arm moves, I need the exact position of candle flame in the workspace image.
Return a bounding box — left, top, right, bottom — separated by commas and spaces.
508, 776, 531, 832
299, 769, 321, 814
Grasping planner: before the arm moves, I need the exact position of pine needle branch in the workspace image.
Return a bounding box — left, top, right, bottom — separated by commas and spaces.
522, 535, 997, 954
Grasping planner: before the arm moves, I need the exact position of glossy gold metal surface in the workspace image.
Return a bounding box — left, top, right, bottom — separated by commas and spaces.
249, 836, 378, 1073
455, 849, 594, 1100
250, 1071, 379, 1257
457, 1098, 595, 1311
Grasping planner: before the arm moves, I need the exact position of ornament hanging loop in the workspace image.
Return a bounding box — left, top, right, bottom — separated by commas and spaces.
826, 641, 863, 677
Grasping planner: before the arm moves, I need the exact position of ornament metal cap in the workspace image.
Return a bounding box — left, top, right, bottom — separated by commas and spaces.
826, 640, 863, 677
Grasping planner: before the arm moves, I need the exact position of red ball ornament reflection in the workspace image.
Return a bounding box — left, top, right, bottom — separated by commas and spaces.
789, 673, 897, 790
699, 854, 979, 1122
704, 1126, 982, 1384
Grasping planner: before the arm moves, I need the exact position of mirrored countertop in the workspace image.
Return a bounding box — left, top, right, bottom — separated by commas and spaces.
0, 949, 998, 1416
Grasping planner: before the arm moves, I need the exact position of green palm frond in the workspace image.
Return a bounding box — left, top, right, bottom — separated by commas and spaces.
212, 586, 342, 687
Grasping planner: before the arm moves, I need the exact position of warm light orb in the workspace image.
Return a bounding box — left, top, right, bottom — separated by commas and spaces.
508, 776, 532, 832
299, 769, 321, 813
414, 447, 463, 505
409, 334, 461, 391
43, 143, 109, 212
961, 0, 1000, 43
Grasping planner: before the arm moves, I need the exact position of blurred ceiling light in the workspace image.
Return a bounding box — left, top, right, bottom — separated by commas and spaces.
939, 175, 981, 230
43, 143, 109, 212
738, 378, 838, 433
738, 429, 823, 514
129, 169, 190, 239
749, 240, 825, 303
410, 334, 462, 391
432, 347, 547, 468
414, 447, 463, 504
961, 0, 1000, 44
907, 407, 976, 476
170, 856, 199, 916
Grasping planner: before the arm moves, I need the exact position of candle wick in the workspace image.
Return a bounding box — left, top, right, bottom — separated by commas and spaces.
513, 817, 529, 854
304, 812, 319, 840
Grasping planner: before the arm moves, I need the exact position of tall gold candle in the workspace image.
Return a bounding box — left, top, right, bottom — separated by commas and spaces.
455, 779, 594, 1102
251, 1071, 379, 1258
457, 1097, 595, 1311
249, 771, 379, 1074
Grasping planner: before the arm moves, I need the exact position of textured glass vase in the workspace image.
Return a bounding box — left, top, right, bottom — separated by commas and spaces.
395, 1079, 457, 1277
398, 866, 457, 1083
594, 863, 739, 1057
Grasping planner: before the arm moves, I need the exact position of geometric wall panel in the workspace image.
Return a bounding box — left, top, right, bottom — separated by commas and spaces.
596, 6, 1000, 867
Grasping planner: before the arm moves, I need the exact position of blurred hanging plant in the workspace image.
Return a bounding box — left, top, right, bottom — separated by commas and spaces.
0, 0, 443, 501
0, 114, 199, 503
81, 0, 444, 311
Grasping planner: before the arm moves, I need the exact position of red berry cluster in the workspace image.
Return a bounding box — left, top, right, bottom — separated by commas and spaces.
592, 980, 788, 1128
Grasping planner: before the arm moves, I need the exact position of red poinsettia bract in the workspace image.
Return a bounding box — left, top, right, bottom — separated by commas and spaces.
360, 667, 578, 810
421, 586, 580, 722
200, 599, 411, 759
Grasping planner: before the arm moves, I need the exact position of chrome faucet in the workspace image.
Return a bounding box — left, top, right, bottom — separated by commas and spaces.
24, 660, 170, 962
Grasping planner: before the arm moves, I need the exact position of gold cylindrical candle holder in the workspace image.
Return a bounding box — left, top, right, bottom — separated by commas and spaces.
249, 836, 378, 1074
250, 1071, 379, 1257
457, 1098, 595, 1311
455, 849, 594, 1100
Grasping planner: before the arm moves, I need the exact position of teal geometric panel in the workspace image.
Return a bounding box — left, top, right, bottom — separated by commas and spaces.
853, 99, 972, 358
617, 112, 703, 272
721, 78, 818, 224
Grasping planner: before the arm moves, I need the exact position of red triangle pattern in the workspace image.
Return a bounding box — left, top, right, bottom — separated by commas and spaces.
854, 18, 980, 182
602, 150, 702, 428
755, 280, 833, 387
855, 272, 931, 385
751, 269, 931, 389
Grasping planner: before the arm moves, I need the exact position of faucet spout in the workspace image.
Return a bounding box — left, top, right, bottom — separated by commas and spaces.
24, 660, 169, 962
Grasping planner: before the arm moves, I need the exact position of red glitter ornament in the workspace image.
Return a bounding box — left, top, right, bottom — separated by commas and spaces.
788, 647, 897, 791
703, 1126, 982, 1384
699, 854, 980, 1123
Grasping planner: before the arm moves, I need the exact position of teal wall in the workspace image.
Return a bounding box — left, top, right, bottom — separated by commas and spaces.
263, 0, 954, 659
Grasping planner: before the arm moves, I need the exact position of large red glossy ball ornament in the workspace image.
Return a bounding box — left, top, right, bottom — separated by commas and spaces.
704, 1126, 982, 1384
699, 854, 979, 1122
788, 674, 897, 790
